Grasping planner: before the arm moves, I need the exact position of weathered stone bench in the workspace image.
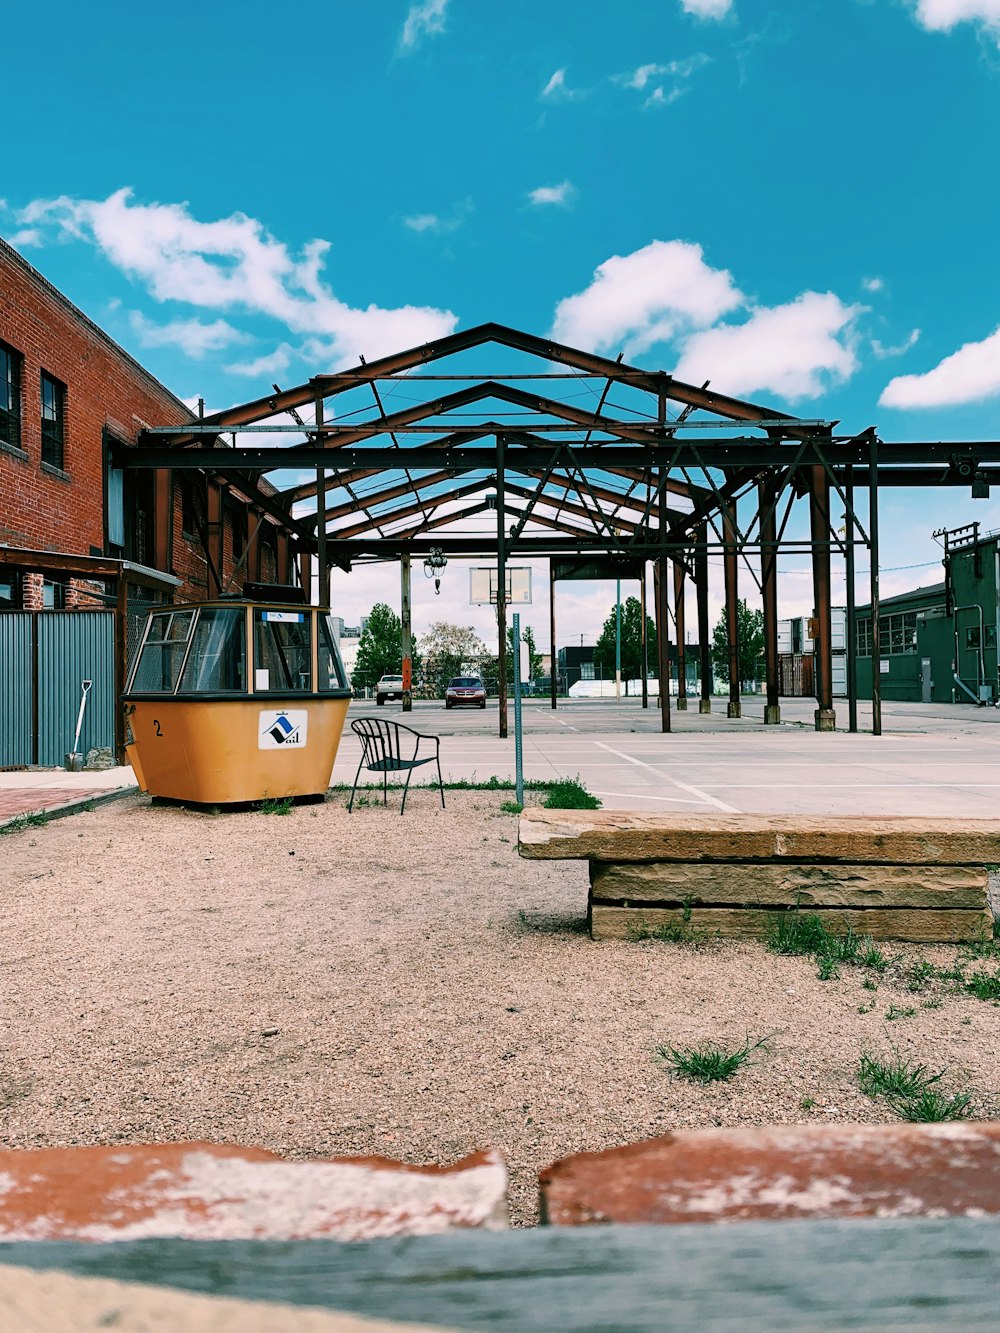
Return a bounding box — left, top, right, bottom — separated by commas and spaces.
518, 811, 999, 942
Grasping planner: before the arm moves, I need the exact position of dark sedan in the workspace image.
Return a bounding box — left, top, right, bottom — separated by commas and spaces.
445, 676, 487, 709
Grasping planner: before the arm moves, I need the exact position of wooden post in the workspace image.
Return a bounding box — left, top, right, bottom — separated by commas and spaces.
206, 483, 223, 599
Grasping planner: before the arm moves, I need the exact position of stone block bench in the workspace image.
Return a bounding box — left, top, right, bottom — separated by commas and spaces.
518, 810, 999, 942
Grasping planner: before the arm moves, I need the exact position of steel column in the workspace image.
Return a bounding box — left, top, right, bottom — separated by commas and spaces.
809, 464, 836, 731
845, 465, 858, 733
549, 559, 558, 709
640, 566, 649, 709
654, 561, 671, 733
759, 478, 781, 725
869, 435, 882, 736
673, 559, 688, 710
315, 396, 329, 605
723, 499, 741, 718
401, 554, 412, 713
206, 483, 223, 599
497, 436, 508, 740
696, 523, 712, 713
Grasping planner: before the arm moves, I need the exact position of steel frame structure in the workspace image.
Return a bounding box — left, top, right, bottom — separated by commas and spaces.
122, 322, 1000, 738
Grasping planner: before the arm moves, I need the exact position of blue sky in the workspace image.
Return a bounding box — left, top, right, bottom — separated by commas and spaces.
5, 0, 1000, 646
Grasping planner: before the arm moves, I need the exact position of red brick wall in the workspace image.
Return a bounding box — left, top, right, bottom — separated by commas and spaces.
0, 241, 296, 601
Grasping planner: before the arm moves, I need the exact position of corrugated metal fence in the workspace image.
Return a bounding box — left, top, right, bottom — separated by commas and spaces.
0, 612, 116, 766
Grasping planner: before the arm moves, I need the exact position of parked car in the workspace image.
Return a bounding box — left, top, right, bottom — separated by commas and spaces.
376, 673, 404, 705
445, 676, 487, 709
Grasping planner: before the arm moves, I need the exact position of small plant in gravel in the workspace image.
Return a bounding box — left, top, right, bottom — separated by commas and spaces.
0, 811, 49, 836
905, 959, 939, 993
888, 1088, 974, 1122
765, 910, 828, 956
626, 919, 711, 948
857, 941, 889, 972
861, 975, 879, 991
960, 929, 1000, 961
857, 1052, 941, 1100
817, 954, 840, 981
260, 795, 294, 815
500, 800, 523, 815
542, 777, 601, 810
657, 1035, 768, 1084
885, 1004, 917, 1021
963, 969, 1000, 1002
800, 1096, 816, 1110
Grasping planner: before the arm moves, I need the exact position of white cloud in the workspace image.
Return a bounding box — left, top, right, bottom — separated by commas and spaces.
910, 0, 1000, 38
551, 239, 744, 357
673, 292, 862, 400
862, 275, 884, 292
552, 241, 862, 399
872, 328, 921, 359
403, 197, 472, 234
645, 86, 684, 108
540, 67, 585, 101
618, 54, 711, 90
680, 0, 733, 18
19, 189, 457, 365
6, 227, 42, 248
527, 181, 577, 207
224, 343, 295, 377
879, 325, 1000, 407
129, 310, 249, 358
399, 0, 449, 51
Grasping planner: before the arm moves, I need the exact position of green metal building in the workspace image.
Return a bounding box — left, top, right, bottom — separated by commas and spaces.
853, 523, 999, 705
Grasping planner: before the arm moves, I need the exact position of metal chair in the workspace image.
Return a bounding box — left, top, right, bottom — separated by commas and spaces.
348, 718, 445, 815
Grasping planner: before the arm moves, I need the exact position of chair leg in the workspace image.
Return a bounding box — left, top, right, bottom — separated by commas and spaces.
401, 765, 415, 815
348, 756, 365, 813
436, 753, 445, 808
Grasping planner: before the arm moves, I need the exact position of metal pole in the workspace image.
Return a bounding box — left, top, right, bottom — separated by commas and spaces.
640, 566, 649, 709
549, 559, 558, 709
674, 559, 687, 710
809, 464, 836, 731
657, 472, 671, 734
869, 434, 882, 736
496, 435, 508, 740
759, 478, 780, 725
401, 553, 412, 713
315, 396, 329, 605
615, 577, 622, 701
723, 498, 741, 718
845, 464, 858, 734
513, 612, 524, 806
696, 523, 712, 713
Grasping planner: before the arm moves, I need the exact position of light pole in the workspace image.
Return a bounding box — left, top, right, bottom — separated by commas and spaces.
615, 577, 622, 701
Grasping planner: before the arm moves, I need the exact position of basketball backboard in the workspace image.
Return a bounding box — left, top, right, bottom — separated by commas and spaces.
469, 566, 532, 605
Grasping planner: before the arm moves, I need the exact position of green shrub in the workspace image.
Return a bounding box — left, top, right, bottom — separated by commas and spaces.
542, 778, 601, 810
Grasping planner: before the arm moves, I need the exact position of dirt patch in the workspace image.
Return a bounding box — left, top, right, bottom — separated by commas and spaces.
1, 791, 998, 1226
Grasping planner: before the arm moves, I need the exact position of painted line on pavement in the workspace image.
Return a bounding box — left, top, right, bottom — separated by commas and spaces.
592, 790, 708, 804
593, 741, 740, 813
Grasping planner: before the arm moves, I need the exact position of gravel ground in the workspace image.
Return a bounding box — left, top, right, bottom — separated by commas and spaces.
1, 790, 999, 1227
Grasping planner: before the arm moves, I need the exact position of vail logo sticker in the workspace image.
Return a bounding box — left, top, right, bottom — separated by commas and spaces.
258, 709, 308, 750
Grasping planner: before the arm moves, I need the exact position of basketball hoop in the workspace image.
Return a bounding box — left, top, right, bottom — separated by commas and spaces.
469, 567, 532, 606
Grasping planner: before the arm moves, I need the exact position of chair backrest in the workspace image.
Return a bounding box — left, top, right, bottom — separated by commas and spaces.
351, 717, 406, 769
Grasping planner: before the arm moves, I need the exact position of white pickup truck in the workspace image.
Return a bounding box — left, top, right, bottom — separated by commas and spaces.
376, 673, 404, 705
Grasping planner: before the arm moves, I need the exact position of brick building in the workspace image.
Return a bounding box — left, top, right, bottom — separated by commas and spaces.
0, 236, 296, 608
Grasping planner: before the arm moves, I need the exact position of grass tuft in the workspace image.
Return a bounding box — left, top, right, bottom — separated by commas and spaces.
656, 1035, 768, 1084
888, 1089, 974, 1122
542, 777, 601, 810
964, 969, 1000, 1002
0, 811, 50, 836
765, 911, 829, 956
885, 1004, 917, 1021
260, 795, 294, 815
857, 1052, 941, 1099
499, 800, 523, 815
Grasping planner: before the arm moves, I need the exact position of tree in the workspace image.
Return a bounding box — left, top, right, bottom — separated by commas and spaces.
593, 596, 657, 693
506, 624, 543, 683
711, 599, 765, 687
419, 622, 487, 696
352, 603, 401, 691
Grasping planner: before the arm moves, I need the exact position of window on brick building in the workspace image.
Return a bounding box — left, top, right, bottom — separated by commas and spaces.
0, 341, 22, 450
0, 572, 22, 608
180, 476, 203, 538
42, 576, 67, 609
40, 371, 66, 469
